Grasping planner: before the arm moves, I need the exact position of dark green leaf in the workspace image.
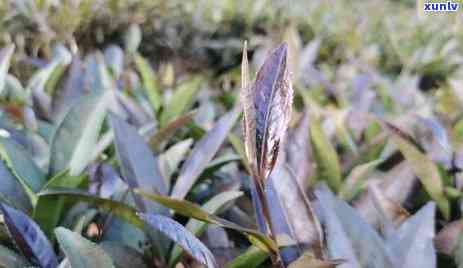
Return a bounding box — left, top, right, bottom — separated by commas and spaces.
33, 170, 87, 238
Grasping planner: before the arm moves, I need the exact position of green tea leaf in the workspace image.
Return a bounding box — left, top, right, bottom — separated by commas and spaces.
225, 246, 268, 268
49, 91, 110, 176
134, 53, 161, 112
135, 189, 276, 252
160, 77, 201, 126
37, 188, 143, 228
310, 114, 342, 192
0, 160, 31, 213
55, 227, 115, 268
387, 123, 450, 219
0, 137, 46, 193
171, 107, 240, 199
33, 170, 86, 238
0, 45, 15, 95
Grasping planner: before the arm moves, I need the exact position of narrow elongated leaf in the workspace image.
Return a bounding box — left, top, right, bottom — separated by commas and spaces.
385, 122, 450, 219
285, 110, 312, 189
171, 107, 241, 199
37, 188, 144, 228
50, 91, 110, 176
51, 56, 86, 121
138, 213, 217, 268
0, 137, 46, 193
225, 246, 268, 268
33, 170, 87, 238
134, 189, 276, 251
109, 113, 169, 259
0, 45, 15, 95
339, 159, 383, 200
109, 113, 167, 202
0, 203, 58, 268
0, 160, 31, 213
134, 53, 161, 112
158, 139, 193, 188
27, 59, 62, 120
160, 77, 201, 126
169, 191, 243, 266
55, 227, 115, 268
266, 165, 325, 263
310, 114, 342, 192
149, 111, 196, 150
241, 42, 293, 180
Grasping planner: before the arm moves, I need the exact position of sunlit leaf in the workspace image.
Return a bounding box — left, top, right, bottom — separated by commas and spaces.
339, 159, 383, 201
170, 107, 240, 199
225, 246, 268, 268
241, 42, 293, 180
310, 114, 342, 192
385, 203, 436, 268
160, 77, 201, 126
50, 91, 110, 176
385, 122, 450, 219
315, 185, 395, 268
134, 53, 161, 112
0, 45, 15, 95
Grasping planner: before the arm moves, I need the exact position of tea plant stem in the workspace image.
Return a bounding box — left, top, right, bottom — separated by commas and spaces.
253, 176, 284, 268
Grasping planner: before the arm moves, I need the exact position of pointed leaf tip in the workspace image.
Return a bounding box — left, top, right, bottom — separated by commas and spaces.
242, 42, 293, 181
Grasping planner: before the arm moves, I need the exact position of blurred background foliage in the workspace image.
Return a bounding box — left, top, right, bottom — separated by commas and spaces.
0, 0, 463, 267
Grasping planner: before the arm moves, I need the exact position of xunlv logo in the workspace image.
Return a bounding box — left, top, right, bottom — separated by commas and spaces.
424, 1, 459, 12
